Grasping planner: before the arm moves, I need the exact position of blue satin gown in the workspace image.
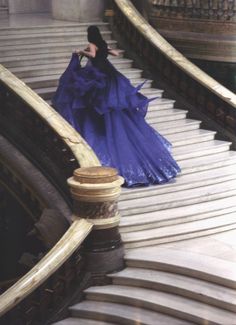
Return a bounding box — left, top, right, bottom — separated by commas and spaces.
52, 50, 181, 187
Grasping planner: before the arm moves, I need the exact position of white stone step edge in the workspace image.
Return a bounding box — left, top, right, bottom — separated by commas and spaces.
120, 195, 236, 232
174, 140, 231, 161
109, 267, 236, 313
119, 182, 236, 216
84, 285, 236, 324
125, 248, 236, 289
121, 205, 236, 234
124, 223, 236, 249
0, 30, 112, 41
122, 210, 236, 241
69, 300, 193, 325
121, 164, 236, 201
0, 21, 108, 32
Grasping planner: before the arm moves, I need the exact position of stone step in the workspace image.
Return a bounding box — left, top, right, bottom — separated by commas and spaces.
146, 108, 187, 120
146, 109, 187, 124
11, 64, 141, 80
152, 118, 201, 134
121, 164, 236, 202
166, 129, 216, 146
126, 247, 236, 289
140, 88, 164, 100
35, 79, 152, 100
1, 52, 133, 69
84, 285, 236, 324
173, 139, 231, 161
0, 40, 119, 57
119, 178, 236, 216
122, 213, 236, 248
180, 150, 236, 174
120, 196, 236, 233
0, 30, 112, 46
46, 94, 170, 111
55, 316, 115, 325
22, 74, 151, 90
138, 127, 215, 147
109, 267, 236, 312
69, 300, 193, 325
0, 22, 109, 35
146, 97, 175, 109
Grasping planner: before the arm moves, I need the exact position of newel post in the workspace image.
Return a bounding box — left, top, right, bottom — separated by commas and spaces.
67, 166, 125, 277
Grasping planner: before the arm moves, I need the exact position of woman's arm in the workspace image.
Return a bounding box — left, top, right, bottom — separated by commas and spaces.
76, 43, 97, 58
108, 47, 120, 57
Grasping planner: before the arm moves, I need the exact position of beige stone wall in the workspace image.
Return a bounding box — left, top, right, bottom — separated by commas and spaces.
52, 0, 106, 22
8, 0, 51, 13
0, 0, 8, 7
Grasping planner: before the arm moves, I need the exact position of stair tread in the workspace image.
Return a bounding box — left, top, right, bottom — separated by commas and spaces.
24, 76, 152, 90
153, 118, 201, 131
0, 30, 112, 41
0, 40, 117, 53
121, 212, 236, 244
121, 165, 236, 201
166, 128, 216, 142
126, 247, 236, 288
120, 195, 236, 229
0, 21, 108, 32
0, 52, 132, 64
110, 267, 236, 311
173, 139, 231, 155
119, 178, 236, 211
84, 285, 236, 323
11, 66, 138, 77
70, 300, 193, 325
55, 318, 115, 325
146, 108, 188, 118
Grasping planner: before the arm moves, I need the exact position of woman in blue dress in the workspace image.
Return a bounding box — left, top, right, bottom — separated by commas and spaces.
53, 25, 180, 187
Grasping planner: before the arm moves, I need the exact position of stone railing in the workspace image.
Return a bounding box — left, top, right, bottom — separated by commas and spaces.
0, 167, 124, 324
152, 0, 236, 20
0, 219, 93, 324
0, 65, 124, 324
107, 0, 236, 148
0, 65, 100, 206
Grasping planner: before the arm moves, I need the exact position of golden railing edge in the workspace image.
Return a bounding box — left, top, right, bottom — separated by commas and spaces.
0, 64, 100, 167
114, 0, 236, 108
0, 219, 93, 317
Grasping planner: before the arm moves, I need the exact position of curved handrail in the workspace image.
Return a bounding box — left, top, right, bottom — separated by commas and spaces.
114, 0, 236, 108
0, 219, 93, 316
0, 65, 99, 318
0, 64, 100, 167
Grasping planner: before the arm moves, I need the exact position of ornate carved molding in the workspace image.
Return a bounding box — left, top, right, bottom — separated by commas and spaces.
68, 167, 125, 274
152, 0, 236, 21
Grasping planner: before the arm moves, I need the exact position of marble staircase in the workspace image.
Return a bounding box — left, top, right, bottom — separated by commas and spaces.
56, 248, 236, 324
1, 19, 236, 324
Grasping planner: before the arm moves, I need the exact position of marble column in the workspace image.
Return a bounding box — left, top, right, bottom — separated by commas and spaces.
51, 0, 106, 22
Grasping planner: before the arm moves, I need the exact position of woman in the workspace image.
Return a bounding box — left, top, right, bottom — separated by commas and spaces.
53, 26, 180, 187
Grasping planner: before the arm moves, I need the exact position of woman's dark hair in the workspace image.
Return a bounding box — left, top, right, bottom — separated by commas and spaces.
87, 25, 107, 49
